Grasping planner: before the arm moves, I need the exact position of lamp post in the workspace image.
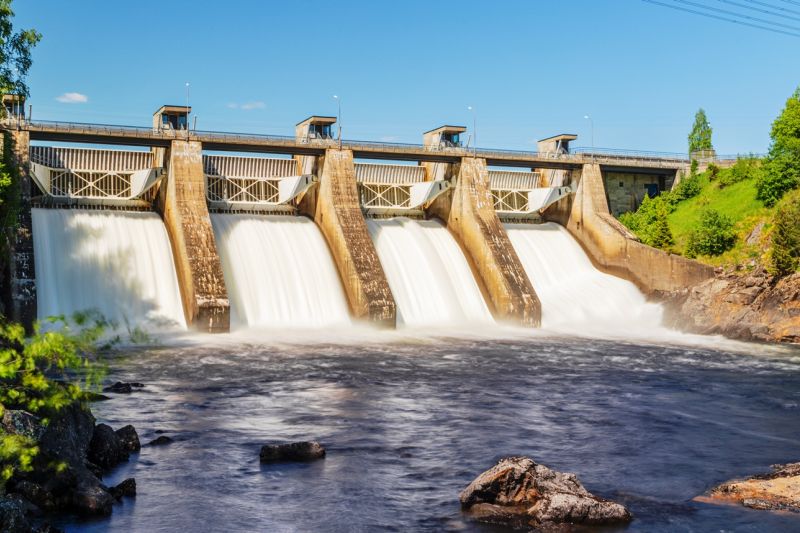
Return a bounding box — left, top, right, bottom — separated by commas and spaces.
185, 82, 191, 140
583, 114, 594, 160
333, 95, 342, 149
468, 105, 476, 156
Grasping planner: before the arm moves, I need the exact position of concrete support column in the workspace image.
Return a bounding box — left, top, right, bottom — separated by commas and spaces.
4, 130, 36, 330
299, 148, 396, 326
428, 157, 542, 327
544, 163, 714, 293
156, 140, 230, 332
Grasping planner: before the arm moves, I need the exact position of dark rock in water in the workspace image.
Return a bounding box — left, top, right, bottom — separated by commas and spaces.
70, 470, 115, 516
10, 480, 55, 511
102, 382, 144, 394
459, 457, 632, 529
81, 391, 111, 402
87, 424, 129, 470
701, 462, 800, 512
115, 425, 141, 452
38, 403, 95, 469
259, 441, 326, 463
109, 478, 136, 500
147, 435, 174, 446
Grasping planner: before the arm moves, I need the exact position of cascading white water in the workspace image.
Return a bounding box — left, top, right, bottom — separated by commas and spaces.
211, 214, 351, 329
367, 217, 493, 327
505, 222, 664, 334
32, 208, 186, 330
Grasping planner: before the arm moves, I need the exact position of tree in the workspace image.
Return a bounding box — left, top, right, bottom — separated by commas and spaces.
757, 87, 800, 207
688, 108, 713, 154
686, 209, 736, 258
768, 189, 800, 277
0, 0, 40, 98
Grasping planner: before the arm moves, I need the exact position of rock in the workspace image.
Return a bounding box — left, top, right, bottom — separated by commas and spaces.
102, 382, 144, 394
87, 424, 129, 470
109, 478, 136, 500
746, 222, 765, 246
10, 481, 55, 511
459, 457, 632, 529
1, 411, 45, 442
70, 471, 115, 516
147, 435, 173, 446
38, 403, 95, 469
115, 425, 141, 452
259, 441, 326, 463
0, 495, 34, 533
701, 462, 800, 512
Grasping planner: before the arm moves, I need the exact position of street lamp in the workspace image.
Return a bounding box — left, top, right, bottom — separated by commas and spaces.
185, 82, 191, 140
333, 95, 342, 149
583, 114, 594, 159
467, 105, 477, 156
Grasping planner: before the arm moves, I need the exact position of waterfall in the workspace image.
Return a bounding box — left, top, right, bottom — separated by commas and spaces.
505, 222, 664, 333
32, 208, 186, 330
367, 217, 493, 327
211, 214, 351, 329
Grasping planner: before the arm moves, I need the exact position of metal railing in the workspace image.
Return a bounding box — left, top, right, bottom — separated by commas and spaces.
492, 189, 529, 213
206, 175, 281, 204
359, 183, 412, 209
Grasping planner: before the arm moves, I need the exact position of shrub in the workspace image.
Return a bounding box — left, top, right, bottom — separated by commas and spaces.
619, 194, 673, 250
707, 163, 720, 181
672, 171, 702, 202
686, 209, 737, 258
768, 190, 800, 277
720, 156, 762, 188
757, 88, 800, 206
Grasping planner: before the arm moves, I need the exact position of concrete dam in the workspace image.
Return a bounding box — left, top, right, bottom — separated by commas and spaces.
1, 103, 716, 334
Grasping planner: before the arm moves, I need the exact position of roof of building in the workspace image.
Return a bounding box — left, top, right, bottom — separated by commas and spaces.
423, 125, 467, 135
296, 115, 337, 127
538, 133, 578, 143
153, 105, 191, 116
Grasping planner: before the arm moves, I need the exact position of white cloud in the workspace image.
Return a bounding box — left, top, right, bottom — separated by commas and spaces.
226, 102, 239, 109
55, 92, 88, 104
240, 101, 265, 110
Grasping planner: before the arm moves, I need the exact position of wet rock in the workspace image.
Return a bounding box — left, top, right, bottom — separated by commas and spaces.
1, 411, 45, 442
87, 424, 129, 470
115, 425, 141, 452
0, 495, 34, 533
459, 457, 632, 529
10, 481, 55, 511
102, 382, 144, 394
702, 462, 800, 512
38, 403, 95, 469
109, 478, 136, 500
147, 435, 174, 446
259, 441, 326, 463
70, 471, 115, 516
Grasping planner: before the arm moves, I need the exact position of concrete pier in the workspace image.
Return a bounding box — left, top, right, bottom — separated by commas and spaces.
545, 163, 714, 294
299, 149, 396, 326
428, 157, 542, 327
156, 140, 230, 332
4, 130, 36, 330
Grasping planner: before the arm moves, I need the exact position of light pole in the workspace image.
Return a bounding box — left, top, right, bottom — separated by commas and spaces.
333, 95, 341, 149
468, 105, 476, 156
185, 82, 191, 140
583, 114, 594, 159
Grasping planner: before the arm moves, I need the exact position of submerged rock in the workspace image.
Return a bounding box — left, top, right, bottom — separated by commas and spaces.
459, 457, 631, 529
701, 462, 800, 512
147, 435, 174, 446
259, 441, 326, 463
109, 478, 137, 500
102, 382, 145, 394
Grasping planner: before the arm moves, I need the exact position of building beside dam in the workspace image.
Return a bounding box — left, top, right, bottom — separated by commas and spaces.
0, 96, 715, 333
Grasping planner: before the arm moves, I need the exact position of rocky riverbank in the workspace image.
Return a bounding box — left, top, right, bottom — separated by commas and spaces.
698, 462, 800, 512
662, 266, 800, 344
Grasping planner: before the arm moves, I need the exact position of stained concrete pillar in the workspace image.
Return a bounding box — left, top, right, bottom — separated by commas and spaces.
298, 149, 395, 326
544, 163, 714, 294
156, 140, 230, 332
4, 130, 36, 330
427, 157, 542, 327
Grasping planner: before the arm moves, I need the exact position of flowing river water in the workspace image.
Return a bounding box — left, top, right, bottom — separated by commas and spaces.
54, 331, 800, 532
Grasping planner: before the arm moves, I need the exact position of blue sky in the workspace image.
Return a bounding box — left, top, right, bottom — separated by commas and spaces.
14, 0, 800, 154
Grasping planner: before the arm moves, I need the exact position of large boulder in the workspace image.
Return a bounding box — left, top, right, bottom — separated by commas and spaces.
115, 425, 141, 453
37, 403, 95, 469
259, 441, 326, 463
701, 462, 800, 512
87, 424, 129, 470
459, 457, 632, 529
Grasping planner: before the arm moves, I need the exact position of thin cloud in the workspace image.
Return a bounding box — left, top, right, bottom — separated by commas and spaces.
241, 101, 265, 110
56, 92, 88, 104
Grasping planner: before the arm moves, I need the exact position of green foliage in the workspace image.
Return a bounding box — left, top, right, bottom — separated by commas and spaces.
707, 163, 720, 181
688, 108, 713, 154
720, 156, 763, 189
768, 189, 800, 277
0, 312, 107, 488
0, 0, 40, 98
686, 209, 737, 258
757, 88, 800, 207
618, 194, 673, 250
671, 171, 703, 202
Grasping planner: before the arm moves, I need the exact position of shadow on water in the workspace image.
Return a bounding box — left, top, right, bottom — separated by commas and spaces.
51, 335, 800, 532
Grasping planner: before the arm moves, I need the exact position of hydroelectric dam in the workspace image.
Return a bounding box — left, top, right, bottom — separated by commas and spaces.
0, 101, 715, 333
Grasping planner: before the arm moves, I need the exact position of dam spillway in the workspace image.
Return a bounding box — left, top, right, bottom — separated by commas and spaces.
211, 214, 351, 329
504, 222, 663, 333
31, 208, 186, 330
366, 217, 493, 327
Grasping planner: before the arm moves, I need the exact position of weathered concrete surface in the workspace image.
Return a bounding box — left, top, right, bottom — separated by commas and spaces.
299, 149, 395, 326
664, 266, 800, 344
460, 457, 632, 529
545, 163, 714, 294
428, 157, 541, 327
698, 462, 800, 512
156, 140, 229, 332
4, 130, 36, 330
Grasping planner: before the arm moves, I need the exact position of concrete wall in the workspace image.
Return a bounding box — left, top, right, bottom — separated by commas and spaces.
156, 140, 230, 332
428, 157, 542, 327
299, 148, 396, 326
4, 130, 36, 330
603, 171, 668, 216
545, 163, 714, 294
